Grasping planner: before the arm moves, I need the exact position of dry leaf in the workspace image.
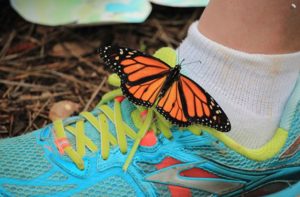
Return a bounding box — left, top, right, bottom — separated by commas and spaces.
49, 100, 81, 121
50, 42, 93, 57
6, 41, 37, 55
50, 43, 71, 57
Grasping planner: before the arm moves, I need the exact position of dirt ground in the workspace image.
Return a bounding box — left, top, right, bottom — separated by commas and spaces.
0, 1, 204, 138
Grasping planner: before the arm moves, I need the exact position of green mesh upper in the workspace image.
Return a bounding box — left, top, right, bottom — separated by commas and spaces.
73, 176, 136, 197
136, 162, 158, 174
154, 183, 212, 196
0, 131, 51, 179
3, 184, 76, 197
155, 183, 171, 197
47, 172, 69, 181
191, 189, 212, 196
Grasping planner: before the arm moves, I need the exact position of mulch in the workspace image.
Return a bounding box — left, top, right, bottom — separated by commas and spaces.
0, 1, 204, 138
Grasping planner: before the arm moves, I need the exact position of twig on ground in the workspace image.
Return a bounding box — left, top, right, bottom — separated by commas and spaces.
83, 76, 107, 111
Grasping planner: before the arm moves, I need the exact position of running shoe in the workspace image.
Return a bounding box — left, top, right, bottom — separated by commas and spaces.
0, 48, 299, 197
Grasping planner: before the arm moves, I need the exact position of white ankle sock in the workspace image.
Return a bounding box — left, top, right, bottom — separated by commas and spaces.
178, 21, 300, 148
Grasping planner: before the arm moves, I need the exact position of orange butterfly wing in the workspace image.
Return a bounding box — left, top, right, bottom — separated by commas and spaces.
157, 75, 230, 131
178, 75, 231, 131
99, 46, 171, 107
122, 76, 167, 107
120, 56, 170, 85
157, 81, 189, 125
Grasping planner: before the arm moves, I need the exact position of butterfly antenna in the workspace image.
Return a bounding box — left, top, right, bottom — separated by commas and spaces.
180, 58, 185, 65
182, 60, 202, 66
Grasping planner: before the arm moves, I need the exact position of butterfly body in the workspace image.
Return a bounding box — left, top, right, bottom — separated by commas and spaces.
99, 46, 231, 132
159, 64, 181, 98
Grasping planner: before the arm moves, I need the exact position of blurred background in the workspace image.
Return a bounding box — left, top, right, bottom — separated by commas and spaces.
0, 0, 205, 138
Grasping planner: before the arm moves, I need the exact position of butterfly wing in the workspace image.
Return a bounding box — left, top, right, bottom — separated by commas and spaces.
122, 76, 169, 107
99, 46, 171, 107
99, 46, 231, 131
179, 75, 231, 132
156, 80, 189, 125
156, 74, 230, 131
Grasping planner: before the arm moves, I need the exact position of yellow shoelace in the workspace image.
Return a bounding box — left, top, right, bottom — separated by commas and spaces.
52, 71, 287, 172
53, 87, 203, 171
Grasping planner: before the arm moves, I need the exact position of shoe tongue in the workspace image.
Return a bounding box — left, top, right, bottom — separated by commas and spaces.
62, 98, 139, 156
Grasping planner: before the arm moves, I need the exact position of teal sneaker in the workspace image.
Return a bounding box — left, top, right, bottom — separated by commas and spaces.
0, 49, 299, 197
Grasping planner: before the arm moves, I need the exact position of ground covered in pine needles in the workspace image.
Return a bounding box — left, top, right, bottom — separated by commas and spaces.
0, 2, 203, 138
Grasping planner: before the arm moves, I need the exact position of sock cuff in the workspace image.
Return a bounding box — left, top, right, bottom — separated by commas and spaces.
179, 21, 299, 117
183, 21, 300, 73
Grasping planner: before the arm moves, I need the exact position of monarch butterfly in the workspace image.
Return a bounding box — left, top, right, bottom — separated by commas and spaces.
98, 46, 231, 132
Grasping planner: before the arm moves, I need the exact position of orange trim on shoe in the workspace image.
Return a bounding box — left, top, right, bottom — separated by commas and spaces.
55, 137, 70, 154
